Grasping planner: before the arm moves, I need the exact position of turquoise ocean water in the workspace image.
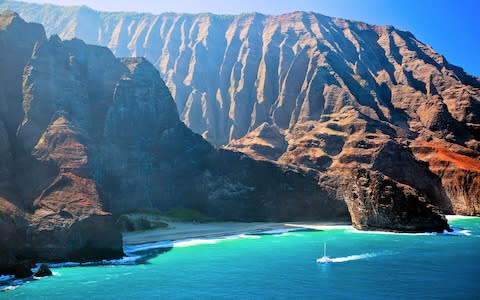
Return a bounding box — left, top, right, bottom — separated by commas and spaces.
1, 217, 479, 299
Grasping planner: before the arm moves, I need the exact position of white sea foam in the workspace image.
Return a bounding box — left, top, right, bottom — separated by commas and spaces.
237, 234, 261, 239
124, 232, 272, 255
443, 227, 471, 236
129, 234, 253, 252
0, 284, 20, 292
174, 239, 219, 247
83, 256, 143, 266
106, 256, 143, 265
46, 255, 143, 269
349, 229, 436, 236
276, 232, 294, 237
0, 279, 25, 291
329, 253, 378, 263
47, 262, 81, 268
312, 225, 352, 231
124, 237, 220, 254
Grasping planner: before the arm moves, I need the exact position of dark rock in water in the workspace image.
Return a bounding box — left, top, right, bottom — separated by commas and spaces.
34, 264, 52, 277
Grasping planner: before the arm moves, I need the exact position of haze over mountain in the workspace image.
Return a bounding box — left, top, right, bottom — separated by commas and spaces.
2, 1, 477, 219
0, 0, 479, 277
15, 0, 480, 78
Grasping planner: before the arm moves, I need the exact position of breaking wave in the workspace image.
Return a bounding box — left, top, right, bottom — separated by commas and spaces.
47, 255, 143, 269
0, 279, 26, 292
443, 227, 471, 236
124, 229, 302, 255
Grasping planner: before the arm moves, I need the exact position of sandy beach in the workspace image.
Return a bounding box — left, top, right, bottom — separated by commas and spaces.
122, 221, 351, 246
122, 215, 478, 246
445, 215, 479, 221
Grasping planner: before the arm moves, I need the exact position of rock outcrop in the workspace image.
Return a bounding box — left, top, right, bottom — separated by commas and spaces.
344, 169, 447, 232
1, 2, 477, 222
226, 122, 287, 161
33, 263, 52, 277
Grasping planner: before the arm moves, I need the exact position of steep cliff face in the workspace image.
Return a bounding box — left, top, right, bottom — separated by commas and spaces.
344, 169, 447, 232
1, 2, 477, 221
411, 140, 480, 215
95, 56, 347, 221
0, 199, 27, 271
0, 11, 124, 270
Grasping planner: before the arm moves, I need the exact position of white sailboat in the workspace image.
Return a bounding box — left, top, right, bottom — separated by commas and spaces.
316, 242, 332, 264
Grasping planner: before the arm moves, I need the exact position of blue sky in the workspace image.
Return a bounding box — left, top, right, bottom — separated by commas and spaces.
21, 0, 480, 76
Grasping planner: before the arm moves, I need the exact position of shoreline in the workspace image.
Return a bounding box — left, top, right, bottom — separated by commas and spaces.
445, 214, 479, 221
122, 221, 350, 246
2, 216, 477, 291
122, 215, 479, 250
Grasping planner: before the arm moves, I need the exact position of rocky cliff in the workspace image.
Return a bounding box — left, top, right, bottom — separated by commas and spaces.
0, 11, 125, 273
1, 2, 477, 222
0, 12, 365, 274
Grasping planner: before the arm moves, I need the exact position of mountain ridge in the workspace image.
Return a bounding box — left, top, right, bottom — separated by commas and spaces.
1, 2, 478, 274
3, 12, 380, 275
2, 1, 475, 145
